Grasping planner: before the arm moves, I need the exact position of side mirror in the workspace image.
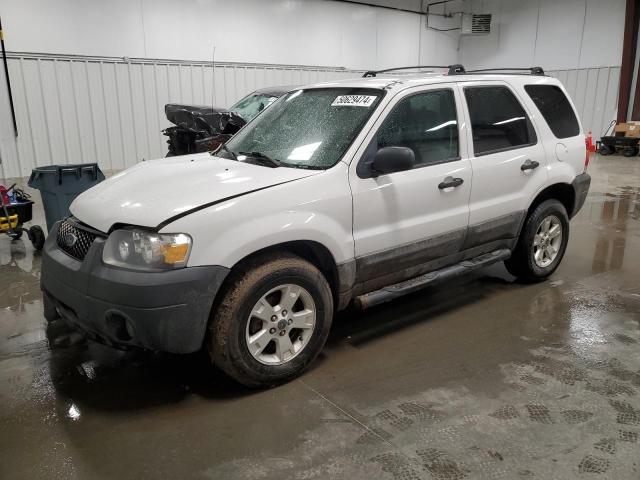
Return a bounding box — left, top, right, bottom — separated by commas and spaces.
371, 147, 415, 176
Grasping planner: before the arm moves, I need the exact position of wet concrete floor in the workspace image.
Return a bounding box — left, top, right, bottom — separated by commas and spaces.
1, 154, 639, 479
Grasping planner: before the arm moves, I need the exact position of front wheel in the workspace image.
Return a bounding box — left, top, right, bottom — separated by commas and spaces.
208, 253, 333, 388
505, 199, 569, 282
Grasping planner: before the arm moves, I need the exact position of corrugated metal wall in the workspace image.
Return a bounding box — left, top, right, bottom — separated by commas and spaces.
0, 54, 620, 179
548, 66, 620, 140
0, 52, 362, 178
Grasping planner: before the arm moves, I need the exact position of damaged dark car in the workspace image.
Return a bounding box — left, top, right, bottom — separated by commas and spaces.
163, 86, 293, 156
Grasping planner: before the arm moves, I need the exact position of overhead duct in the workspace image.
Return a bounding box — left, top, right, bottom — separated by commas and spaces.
461, 13, 492, 35
424, 0, 491, 34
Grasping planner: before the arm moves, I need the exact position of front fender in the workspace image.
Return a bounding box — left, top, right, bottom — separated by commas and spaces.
190, 209, 353, 268
161, 164, 354, 269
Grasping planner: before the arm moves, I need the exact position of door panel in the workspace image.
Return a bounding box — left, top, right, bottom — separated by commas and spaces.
350, 84, 471, 288
460, 81, 548, 248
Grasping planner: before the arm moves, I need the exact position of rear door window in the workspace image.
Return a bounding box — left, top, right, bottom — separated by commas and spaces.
524, 85, 580, 138
464, 86, 537, 156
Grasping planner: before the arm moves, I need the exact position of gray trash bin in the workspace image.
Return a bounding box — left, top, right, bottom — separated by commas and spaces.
28, 163, 105, 232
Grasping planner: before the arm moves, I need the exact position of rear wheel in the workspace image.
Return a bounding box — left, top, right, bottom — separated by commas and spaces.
505, 199, 569, 282
623, 146, 639, 157
208, 253, 333, 388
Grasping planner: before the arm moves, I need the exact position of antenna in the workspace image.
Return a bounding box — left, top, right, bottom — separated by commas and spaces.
211, 45, 216, 111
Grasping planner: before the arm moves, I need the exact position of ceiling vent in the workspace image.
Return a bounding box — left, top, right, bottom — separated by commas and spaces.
461, 14, 492, 35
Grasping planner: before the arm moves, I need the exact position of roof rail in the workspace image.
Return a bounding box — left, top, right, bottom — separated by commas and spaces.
362, 64, 466, 77
464, 67, 546, 76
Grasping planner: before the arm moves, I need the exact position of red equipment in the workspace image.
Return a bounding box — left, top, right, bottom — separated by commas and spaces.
586, 131, 596, 153
584, 132, 595, 172
0, 184, 9, 206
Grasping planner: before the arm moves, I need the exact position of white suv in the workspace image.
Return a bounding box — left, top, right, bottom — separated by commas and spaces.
41, 66, 591, 387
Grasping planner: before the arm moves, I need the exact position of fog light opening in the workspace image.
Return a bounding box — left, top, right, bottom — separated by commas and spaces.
105, 311, 133, 342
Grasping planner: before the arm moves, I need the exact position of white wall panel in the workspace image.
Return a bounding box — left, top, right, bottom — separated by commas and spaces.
0, 0, 458, 70
0, 0, 146, 58
535, 0, 586, 70
375, 10, 421, 69
461, 0, 625, 70
0, 53, 363, 179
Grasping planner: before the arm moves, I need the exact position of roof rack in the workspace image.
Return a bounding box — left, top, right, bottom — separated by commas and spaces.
361, 65, 545, 78
362, 64, 466, 77
464, 67, 545, 76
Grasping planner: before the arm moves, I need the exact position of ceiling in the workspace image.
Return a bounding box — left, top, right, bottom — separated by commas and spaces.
332, 0, 469, 15
335, 0, 468, 14
345, 0, 426, 13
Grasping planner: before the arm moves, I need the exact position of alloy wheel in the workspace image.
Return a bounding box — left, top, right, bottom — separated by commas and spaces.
245, 284, 316, 365
533, 215, 563, 268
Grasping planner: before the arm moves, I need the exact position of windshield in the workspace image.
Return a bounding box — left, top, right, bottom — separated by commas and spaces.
222, 88, 384, 169
230, 93, 279, 121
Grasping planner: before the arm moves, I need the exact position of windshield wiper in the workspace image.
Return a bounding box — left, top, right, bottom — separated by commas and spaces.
212, 143, 237, 160
238, 151, 282, 168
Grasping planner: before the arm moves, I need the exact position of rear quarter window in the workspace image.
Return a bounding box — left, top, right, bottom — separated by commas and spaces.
524, 85, 580, 139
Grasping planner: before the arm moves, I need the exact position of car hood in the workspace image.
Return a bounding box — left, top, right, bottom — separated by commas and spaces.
70, 154, 319, 232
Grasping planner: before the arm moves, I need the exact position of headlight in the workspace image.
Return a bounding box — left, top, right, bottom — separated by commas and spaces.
103, 229, 192, 270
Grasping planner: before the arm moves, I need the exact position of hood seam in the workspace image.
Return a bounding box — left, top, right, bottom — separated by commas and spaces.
155, 178, 299, 231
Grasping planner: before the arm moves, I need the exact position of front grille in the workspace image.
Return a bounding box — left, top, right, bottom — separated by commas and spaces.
56, 219, 100, 261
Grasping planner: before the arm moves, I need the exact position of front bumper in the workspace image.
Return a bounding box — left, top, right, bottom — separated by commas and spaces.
570, 172, 591, 218
41, 221, 229, 353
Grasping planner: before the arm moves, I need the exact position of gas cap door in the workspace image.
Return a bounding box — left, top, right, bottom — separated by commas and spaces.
555, 143, 569, 161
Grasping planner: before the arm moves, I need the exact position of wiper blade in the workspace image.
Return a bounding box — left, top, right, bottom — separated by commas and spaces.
238, 151, 281, 167
212, 143, 237, 160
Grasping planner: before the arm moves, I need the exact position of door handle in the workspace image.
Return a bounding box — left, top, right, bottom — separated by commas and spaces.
438, 176, 464, 190
520, 159, 540, 171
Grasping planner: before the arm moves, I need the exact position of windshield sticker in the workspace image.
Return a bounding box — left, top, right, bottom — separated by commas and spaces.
331, 95, 377, 107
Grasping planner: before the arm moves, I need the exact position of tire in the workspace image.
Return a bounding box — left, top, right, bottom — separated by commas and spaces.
505, 199, 569, 282
598, 144, 614, 155
624, 147, 639, 157
28, 225, 46, 250
208, 253, 334, 388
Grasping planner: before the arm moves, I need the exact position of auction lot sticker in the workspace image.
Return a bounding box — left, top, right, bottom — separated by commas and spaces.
331, 95, 377, 107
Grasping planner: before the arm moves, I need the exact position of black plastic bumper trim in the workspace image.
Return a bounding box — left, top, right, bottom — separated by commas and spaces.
571, 172, 591, 218
41, 221, 229, 353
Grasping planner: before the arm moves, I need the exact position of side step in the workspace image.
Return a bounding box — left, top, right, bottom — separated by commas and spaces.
354, 248, 511, 309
